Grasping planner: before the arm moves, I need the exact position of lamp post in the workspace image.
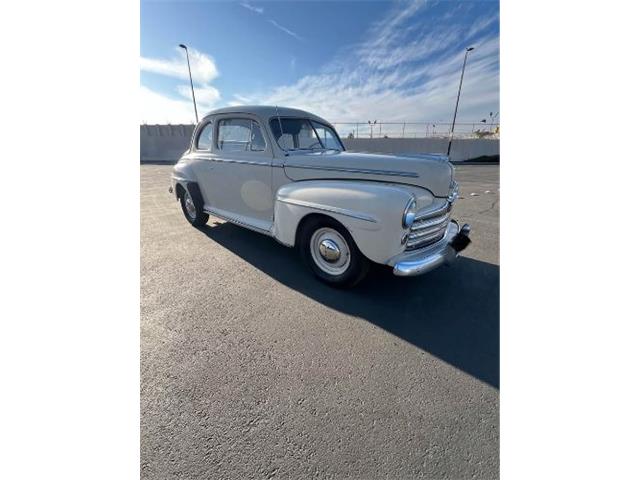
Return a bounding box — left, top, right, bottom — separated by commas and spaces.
179, 44, 198, 123
368, 120, 377, 138
447, 46, 474, 157
490, 110, 499, 131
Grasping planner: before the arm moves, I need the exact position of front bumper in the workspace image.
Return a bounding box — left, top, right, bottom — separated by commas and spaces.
392, 221, 471, 276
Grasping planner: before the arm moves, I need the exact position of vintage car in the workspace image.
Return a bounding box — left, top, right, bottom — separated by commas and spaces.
170, 106, 470, 287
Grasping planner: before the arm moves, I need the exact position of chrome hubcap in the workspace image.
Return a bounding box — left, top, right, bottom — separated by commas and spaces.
310, 228, 351, 275
184, 192, 197, 219
319, 239, 341, 262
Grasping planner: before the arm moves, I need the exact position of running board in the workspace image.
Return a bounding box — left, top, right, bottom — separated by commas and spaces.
204, 207, 273, 236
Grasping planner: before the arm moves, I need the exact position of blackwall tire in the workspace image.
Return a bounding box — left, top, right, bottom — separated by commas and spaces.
180, 189, 209, 227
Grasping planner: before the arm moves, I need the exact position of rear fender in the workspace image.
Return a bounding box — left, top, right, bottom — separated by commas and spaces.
185, 182, 205, 211
171, 160, 198, 201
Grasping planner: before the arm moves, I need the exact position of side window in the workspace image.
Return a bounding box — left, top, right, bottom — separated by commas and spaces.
195, 123, 213, 151
297, 122, 318, 149
218, 118, 266, 152
311, 121, 343, 150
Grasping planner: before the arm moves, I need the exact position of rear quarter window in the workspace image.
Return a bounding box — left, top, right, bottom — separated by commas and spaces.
195, 123, 213, 151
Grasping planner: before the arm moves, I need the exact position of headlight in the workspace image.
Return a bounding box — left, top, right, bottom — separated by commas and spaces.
448, 181, 459, 203
402, 198, 417, 228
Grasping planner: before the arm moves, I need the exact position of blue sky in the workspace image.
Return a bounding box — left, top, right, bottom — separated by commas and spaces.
140, 0, 499, 126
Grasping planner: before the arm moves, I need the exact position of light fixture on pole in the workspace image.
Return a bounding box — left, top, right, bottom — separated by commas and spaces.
368, 120, 377, 139
179, 44, 199, 123
490, 110, 499, 130
447, 46, 474, 157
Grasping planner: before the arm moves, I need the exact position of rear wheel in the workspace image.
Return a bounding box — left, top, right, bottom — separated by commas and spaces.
180, 188, 209, 227
299, 216, 370, 288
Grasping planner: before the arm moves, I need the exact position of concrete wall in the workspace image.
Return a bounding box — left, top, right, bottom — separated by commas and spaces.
140, 124, 194, 163
140, 124, 499, 163
342, 137, 499, 162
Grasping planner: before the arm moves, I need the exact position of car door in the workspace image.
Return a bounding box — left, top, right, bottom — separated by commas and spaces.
206, 115, 274, 232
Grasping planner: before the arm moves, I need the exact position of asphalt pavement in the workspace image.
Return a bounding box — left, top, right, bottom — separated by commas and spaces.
141, 164, 500, 479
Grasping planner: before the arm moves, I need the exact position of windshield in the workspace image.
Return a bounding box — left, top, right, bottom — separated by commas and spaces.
269, 118, 343, 152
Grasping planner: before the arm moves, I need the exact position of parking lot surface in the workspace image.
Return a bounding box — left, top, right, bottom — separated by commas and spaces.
141, 164, 499, 479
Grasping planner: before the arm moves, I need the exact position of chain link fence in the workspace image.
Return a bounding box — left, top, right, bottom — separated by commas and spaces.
331, 122, 499, 140
139, 121, 500, 140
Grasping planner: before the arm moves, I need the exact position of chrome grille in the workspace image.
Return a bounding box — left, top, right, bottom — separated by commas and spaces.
405, 202, 452, 251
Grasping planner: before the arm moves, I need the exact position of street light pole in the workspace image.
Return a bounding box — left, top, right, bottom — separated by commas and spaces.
447, 46, 474, 157
179, 44, 199, 123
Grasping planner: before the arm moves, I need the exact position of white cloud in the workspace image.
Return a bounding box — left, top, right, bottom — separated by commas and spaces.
140, 84, 224, 124
140, 46, 223, 123
141, 1, 499, 127
140, 47, 219, 85
239, 1, 303, 41
268, 19, 303, 41
466, 12, 499, 39
140, 85, 198, 124
238, 0, 499, 125
177, 84, 221, 108
240, 2, 264, 15
230, 94, 251, 105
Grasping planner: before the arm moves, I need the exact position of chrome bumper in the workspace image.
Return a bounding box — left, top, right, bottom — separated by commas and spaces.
392, 221, 471, 277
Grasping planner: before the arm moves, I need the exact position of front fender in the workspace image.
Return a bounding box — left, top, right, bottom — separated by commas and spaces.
273, 180, 432, 264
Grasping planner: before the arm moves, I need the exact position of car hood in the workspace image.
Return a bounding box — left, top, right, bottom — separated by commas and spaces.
283, 150, 454, 198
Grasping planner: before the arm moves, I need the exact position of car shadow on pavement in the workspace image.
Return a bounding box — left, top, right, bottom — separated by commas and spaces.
199, 221, 499, 389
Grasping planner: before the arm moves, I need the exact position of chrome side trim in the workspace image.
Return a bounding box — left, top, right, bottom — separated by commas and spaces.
205, 157, 272, 167
285, 164, 419, 178
203, 207, 272, 235
276, 197, 378, 223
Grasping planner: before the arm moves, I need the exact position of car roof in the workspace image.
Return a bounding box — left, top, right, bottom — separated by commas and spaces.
202, 105, 331, 126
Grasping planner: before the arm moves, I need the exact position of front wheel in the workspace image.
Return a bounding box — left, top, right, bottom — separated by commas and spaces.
180, 188, 209, 227
298, 217, 370, 288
